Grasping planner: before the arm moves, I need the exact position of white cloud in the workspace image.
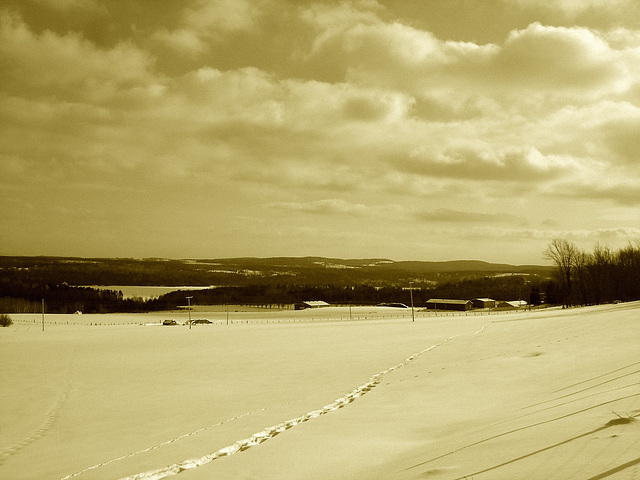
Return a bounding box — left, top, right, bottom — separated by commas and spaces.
301, 2, 498, 93
0, 10, 157, 101
182, 0, 264, 34
402, 143, 586, 183
301, 4, 637, 112
152, 28, 207, 56
2, 1, 640, 261
497, 23, 625, 93
153, 0, 267, 55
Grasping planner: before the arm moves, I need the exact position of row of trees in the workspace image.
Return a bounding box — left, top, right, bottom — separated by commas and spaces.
149, 274, 537, 309
15, 238, 640, 312
2, 274, 538, 313
0, 279, 150, 313
544, 238, 640, 307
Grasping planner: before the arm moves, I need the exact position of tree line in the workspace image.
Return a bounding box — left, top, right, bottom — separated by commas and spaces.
1, 274, 541, 313
544, 238, 640, 307
0, 279, 149, 314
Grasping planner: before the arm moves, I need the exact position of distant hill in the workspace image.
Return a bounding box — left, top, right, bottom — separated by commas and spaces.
0, 255, 553, 287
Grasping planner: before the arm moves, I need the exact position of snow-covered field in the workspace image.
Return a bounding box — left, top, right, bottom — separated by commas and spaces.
1, 303, 638, 480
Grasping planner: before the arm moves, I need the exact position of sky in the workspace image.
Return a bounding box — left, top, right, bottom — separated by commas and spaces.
1, 0, 639, 264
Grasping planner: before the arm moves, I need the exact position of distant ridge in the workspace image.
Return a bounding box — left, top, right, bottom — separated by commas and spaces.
0, 255, 552, 288
190, 256, 546, 269
388, 259, 545, 272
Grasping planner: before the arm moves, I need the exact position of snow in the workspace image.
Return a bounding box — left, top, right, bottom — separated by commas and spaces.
1, 303, 638, 480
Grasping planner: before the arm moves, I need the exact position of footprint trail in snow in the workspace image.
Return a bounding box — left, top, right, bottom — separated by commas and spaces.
116, 329, 478, 480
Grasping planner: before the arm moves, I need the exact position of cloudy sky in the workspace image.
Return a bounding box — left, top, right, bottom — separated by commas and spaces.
1, 0, 639, 264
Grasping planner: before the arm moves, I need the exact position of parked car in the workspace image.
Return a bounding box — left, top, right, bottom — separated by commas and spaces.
191, 319, 212, 325
162, 319, 178, 326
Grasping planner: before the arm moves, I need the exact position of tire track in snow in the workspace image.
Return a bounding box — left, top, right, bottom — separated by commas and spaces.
526, 368, 640, 409
451, 416, 639, 480
551, 360, 640, 394
403, 392, 640, 472
116, 329, 481, 480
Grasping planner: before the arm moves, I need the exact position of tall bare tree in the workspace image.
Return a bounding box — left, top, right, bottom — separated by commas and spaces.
588, 243, 614, 304
544, 238, 579, 307
573, 249, 590, 305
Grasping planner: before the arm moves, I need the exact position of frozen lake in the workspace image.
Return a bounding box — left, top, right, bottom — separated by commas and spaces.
82, 285, 214, 300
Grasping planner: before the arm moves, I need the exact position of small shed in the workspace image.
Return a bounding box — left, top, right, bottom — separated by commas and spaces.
425, 299, 473, 311
295, 300, 330, 310
472, 298, 496, 309
377, 303, 409, 308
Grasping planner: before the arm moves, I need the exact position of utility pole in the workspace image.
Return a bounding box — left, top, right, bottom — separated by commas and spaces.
42, 298, 45, 331
409, 282, 415, 322
186, 296, 193, 329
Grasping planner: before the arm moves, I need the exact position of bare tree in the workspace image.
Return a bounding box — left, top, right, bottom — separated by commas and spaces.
573, 249, 590, 305
544, 238, 579, 307
587, 243, 614, 304
615, 241, 640, 301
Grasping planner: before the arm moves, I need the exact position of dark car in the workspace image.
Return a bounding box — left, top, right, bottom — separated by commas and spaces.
162, 319, 178, 326
191, 319, 212, 325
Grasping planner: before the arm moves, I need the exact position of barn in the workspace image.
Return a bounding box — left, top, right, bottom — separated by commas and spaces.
472, 298, 496, 309
294, 300, 330, 310
425, 299, 473, 311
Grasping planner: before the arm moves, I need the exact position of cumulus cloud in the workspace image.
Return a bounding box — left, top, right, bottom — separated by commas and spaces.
301, 4, 637, 113
183, 0, 263, 33
2, 0, 639, 262
400, 145, 585, 183
301, 2, 498, 92
0, 10, 157, 101
153, 0, 266, 54
152, 28, 208, 56
496, 23, 625, 92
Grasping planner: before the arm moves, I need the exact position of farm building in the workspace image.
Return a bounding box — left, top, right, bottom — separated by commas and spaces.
294, 300, 330, 310
497, 300, 528, 309
472, 298, 496, 309
425, 299, 473, 311
377, 303, 409, 308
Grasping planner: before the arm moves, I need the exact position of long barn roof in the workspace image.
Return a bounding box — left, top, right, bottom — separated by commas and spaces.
426, 299, 472, 304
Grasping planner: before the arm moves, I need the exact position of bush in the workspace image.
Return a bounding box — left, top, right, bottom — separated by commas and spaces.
0, 314, 13, 327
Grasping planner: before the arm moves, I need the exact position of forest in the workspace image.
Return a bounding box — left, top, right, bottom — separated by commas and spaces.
0, 276, 541, 314
544, 239, 640, 307
147, 274, 542, 311
1, 264, 543, 313
2, 240, 639, 314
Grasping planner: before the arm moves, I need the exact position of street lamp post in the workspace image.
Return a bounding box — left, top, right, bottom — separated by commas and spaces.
409, 281, 415, 322
186, 296, 193, 329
